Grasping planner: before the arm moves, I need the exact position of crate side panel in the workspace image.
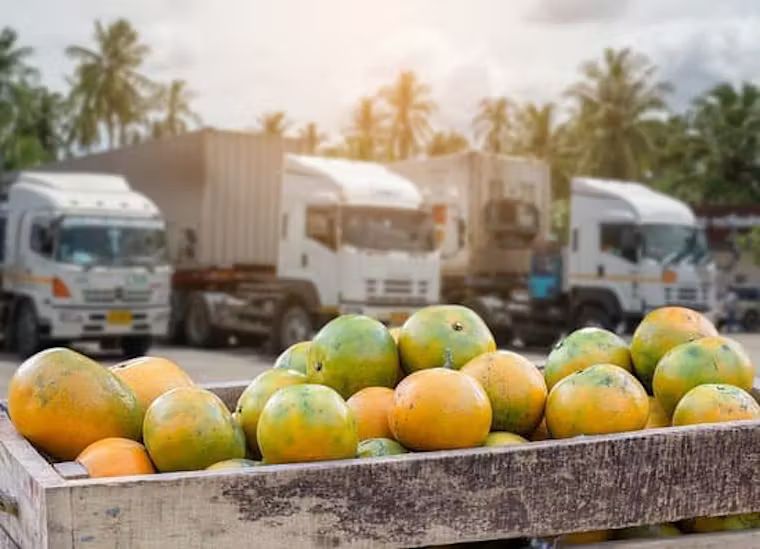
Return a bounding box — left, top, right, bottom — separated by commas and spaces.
61, 422, 760, 548
0, 411, 66, 548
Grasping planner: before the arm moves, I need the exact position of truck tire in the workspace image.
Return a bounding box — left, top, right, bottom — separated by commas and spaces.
167, 292, 186, 344
574, 306, 612, 331
185, 293, 224, 348
121, 336, 153, 358
743, 310, 759, 332
271, 302, 313, 353
16, 301, 43, 359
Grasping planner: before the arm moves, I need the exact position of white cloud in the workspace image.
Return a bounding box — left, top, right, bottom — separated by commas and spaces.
5, 0, 760, 138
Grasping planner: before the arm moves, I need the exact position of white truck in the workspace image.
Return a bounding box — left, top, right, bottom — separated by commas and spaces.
45, 129, 440, 351
392, 153, 716, 343
0, 171, 172, 358
391, 151, 552, 338
510, 177, 717, 342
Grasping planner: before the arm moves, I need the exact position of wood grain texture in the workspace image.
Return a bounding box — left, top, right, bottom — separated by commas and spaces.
49, 420, 760, 548
0, 409, 64, 548
53, 462, 88, 481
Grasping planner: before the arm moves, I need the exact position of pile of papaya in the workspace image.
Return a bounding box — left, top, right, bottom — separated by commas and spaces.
5, 304, 759, 540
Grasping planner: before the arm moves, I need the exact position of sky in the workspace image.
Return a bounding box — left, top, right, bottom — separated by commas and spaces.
6, 0, 760, 139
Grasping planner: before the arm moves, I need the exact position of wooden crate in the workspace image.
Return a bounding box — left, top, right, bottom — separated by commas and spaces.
2, 380, 760, 548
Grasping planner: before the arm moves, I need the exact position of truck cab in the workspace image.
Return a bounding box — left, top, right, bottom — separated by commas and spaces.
278, 155, 440, 329
566, 178, 716, 330
1, 172, 172, 357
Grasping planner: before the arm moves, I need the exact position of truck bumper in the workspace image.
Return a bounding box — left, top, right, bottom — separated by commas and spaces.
44, 306, 171, 340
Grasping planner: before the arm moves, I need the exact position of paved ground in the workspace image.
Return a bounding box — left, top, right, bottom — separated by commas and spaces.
0, 334, 757, 397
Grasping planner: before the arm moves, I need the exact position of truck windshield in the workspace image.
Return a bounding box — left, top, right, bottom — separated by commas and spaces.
342, 207, 435, 253
640, 224, 710, 264
55, 216, 168, 267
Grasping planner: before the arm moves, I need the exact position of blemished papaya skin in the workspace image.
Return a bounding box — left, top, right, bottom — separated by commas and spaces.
653, 336, 754, 417
272, 341, 311, 375
544, 327, 631, 391
671, 384, 760, 426
545, 364, 649, 439
236, 369, 307, 453
111, 356, 194, 411
308, 315, 398, 398
8, 347, 143, 460
143, 387, 246, 472
257, 384, 358, 464
389, 368, 492, 451
461, 350, 546, 435
397, 305, 496, 374
630, 306, 717, 389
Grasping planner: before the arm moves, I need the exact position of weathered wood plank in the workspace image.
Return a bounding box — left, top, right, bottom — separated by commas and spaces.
0, 408, 66, 548
53, 462, 88, 481
45, 420, 760, 548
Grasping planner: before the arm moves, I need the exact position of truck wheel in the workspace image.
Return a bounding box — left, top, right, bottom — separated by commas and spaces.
167, 293, 186, 344
743, 310, 759, 332
272, 303, 312, 353
575, 306, 612, 331
121, 336, 152, 358
185, 293, 223, 348
16, 302, 42, 359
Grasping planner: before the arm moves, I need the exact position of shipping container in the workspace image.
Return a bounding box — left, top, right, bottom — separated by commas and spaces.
45, 129, 287, 268
391, 151, 551, 279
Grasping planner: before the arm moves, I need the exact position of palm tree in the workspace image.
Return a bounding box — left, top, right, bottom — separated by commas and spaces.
473, 97, 512, 154
379, 71, 435, 160
0, 28, 66, 169
426, 130, 469, 156
346, 97, 386, 160
258, 111, 290, 136
66, 19, 153, 149
514, 102, 557, 159
565, 47, 669, 180
151, 79, 201, 138
298, 122, 326, 154
0, 27, 37, 93
675, 82, 760, 203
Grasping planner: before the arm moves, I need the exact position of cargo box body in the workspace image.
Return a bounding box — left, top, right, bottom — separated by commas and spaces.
391, 152, 551, 279
44, 129, 287, 270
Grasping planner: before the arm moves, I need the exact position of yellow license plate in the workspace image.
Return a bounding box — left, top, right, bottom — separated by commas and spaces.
107, 310, 133, 325
390, 312, 409, 327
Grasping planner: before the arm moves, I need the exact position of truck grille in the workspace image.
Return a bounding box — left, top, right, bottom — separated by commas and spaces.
123, 289, 152, 303
83, 288, 152, 304
383, 279, 412, 295
365, 278, 428, 304
84, 289, 115, 303
677, 286, 698, 302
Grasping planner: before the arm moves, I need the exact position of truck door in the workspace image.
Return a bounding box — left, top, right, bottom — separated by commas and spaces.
300, 205, 340, 307
598, 223, 639, 312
